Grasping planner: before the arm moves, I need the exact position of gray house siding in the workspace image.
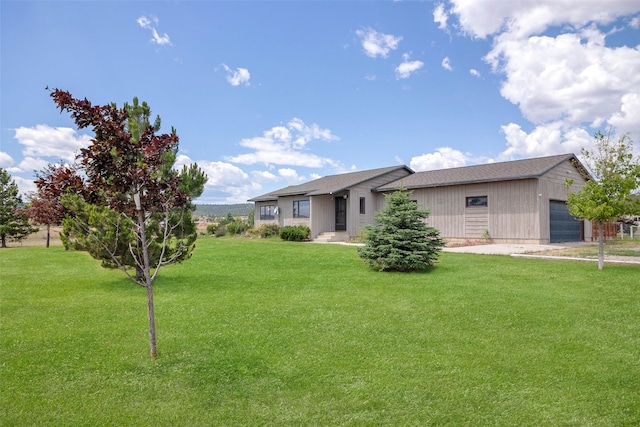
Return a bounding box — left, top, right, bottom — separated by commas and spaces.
310, 194, 335, 240
538, 159, 592, 242
254, 200, 279, 228
250, 154, 591, 244
384, 159, 590, 244
409, 181, 541, 243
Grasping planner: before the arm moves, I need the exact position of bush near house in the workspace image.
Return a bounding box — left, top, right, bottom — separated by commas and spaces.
280, 225, 310, 241
358, 189, 444, 272
252, 223, 280, 238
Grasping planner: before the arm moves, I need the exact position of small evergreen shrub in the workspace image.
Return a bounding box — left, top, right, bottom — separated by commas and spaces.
280, 225, 310, 242
357, 189, 444, 272
214, 226, 227, 237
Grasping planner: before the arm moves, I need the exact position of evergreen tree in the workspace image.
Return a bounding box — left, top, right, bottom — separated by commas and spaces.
0, 168, 38, 247
358, 189, 444, 272
45, 89, 207, 358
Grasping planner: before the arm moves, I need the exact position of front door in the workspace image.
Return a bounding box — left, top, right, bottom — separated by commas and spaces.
335, 197, 347, 231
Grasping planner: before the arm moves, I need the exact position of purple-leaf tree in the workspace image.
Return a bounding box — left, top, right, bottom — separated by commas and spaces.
50, 89, 199, 358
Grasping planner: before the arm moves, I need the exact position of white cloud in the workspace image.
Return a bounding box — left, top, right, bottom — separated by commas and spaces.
136, 15, 154, 29
11, 175, 36, 198
278, 168, 305, 183
225, 118, 339, 168
364, 74, 377, 81
469, 68, 480, 77
356, 27, 402, 58
395, 53, 424, 79
0, 151, 14, 168
608, 93, 640, 136
487, 29, 640, 127
11, 125, 91, 172
251, 170, 278, 182
16, 157, 50, 175
410, 147, 470, 171
222, 64, 251, 87
150, 28, 171, 45
441, 56, 453, 71
433, 3, 449, 31
447, 0, 639, 39
499, 122, 591, 160
175, 155, 261, 204
137, 15, 171, 46
440, 1, 640, 157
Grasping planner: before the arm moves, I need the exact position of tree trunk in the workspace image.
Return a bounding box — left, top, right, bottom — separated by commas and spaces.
137, 206, 157, 359
46, 224, 50, 248
598, 221, 604, 270
146, 275, 157, 359
1, 233, 6, 248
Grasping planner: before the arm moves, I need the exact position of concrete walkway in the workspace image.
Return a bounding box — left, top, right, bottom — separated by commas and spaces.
442, 243, 584, 255
442, 242, 640, 265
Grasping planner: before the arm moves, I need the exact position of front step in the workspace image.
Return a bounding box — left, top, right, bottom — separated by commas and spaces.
314, 231, 350, 243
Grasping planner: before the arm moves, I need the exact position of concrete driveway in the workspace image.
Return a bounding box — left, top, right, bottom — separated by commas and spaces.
442, 243, 588, 255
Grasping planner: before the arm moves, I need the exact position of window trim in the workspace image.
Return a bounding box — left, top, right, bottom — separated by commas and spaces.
466, 196, 488, 208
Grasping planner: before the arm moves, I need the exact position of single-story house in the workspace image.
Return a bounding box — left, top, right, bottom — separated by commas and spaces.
249, 153, 593, 244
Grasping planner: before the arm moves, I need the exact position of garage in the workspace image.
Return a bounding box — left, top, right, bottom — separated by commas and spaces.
549, 200, 582, 243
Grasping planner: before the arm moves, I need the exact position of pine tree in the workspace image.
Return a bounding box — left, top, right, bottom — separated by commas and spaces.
0, 168, 38, 247
46, 89, 207, 358
358, 189, 444, 272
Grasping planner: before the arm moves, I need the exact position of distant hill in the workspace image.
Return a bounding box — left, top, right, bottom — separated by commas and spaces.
194, 203, 253, 219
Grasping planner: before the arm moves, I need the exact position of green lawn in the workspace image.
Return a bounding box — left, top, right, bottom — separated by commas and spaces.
1, 238, 639, 426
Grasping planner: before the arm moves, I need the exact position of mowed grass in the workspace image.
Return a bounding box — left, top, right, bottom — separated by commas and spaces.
1, 238, 639, 426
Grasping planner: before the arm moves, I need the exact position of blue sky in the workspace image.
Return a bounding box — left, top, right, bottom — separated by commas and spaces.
2, 1, 639, 203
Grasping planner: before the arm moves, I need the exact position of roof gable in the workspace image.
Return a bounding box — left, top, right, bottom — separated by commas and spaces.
375, 153, 588, 191
249, 165, 412, 201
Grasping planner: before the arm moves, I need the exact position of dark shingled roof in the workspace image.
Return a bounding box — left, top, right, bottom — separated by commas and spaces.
248, 165, 412, 202
375, 153, 589, 191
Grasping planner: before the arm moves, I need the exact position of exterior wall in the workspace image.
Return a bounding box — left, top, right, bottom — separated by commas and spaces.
310, 194, 335, 240
538, 159, 592, 242
253, 200, 280, 229
252, 160, 592, 244
349, 168, 413, 238
310, 168, 413, 240
280, 195, 311, 228
487, 180, 541, 242
411, 180, 544, 243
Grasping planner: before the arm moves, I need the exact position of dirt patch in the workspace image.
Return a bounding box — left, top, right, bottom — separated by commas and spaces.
3, 226, 63, 248
534, 240, 640, 264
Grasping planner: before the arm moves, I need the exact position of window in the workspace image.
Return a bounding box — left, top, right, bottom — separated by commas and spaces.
260, 205, 276, 220
293, 200, 310, 218
466, 196, 488, 207
359, 197, 366, 214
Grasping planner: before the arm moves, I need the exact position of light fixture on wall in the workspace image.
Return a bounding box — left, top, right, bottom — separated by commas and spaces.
343, 194, 348, 199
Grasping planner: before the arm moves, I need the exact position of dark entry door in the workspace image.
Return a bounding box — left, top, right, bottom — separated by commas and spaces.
335, 197, 347, 231
549, 201, 581, 243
